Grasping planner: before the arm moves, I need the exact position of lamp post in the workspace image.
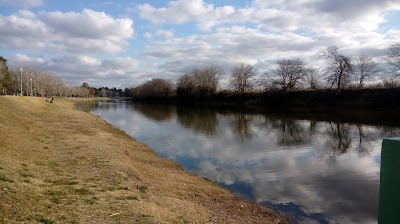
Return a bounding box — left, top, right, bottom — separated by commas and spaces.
19, 68, 23, 96
30, 79, 33, 96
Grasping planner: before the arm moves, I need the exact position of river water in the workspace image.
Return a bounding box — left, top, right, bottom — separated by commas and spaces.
86, 100, 394, 224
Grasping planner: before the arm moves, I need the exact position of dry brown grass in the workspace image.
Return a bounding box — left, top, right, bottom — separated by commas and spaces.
0, 96, 287, 224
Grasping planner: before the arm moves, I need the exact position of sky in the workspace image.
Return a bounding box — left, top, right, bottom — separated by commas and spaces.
1, 0, 400, 88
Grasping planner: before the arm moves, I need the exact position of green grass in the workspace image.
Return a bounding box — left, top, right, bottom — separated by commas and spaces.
44, 190, 66, 196
137, 214, 153, 224
71, 187, 92, 195
138, 186, 148, 193
0, 175, 14, 183
46, 179, 79, 186
35, 215, 55, 224
116, 195, 139, 201
84, 196, 98, 205
19, 172, 34, 178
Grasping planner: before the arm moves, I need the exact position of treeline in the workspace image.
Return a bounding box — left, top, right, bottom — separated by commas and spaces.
0, 57, 129, 98
129, 44, 400, 99
2, 43, 400, 99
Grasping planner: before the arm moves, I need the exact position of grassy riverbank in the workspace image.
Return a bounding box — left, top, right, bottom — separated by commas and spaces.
0, 96, 285, 224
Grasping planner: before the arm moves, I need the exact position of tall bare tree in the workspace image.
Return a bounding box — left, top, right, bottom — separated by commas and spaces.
132, 78, 174, 98
386, 43, 400, 72
229, 64, 257, 93
0, 57, 12, 94
177, 65, 223, 96
305, 67, 321, 90
356, 55, 379, 88
194, 65, 223, 96
271, 58, 308, 91
177, 73, 196, 96
320, 46, 353, 89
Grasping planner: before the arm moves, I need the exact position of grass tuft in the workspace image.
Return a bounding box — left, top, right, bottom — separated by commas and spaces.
138, 186, 148, 193
84, 196, 98, 205
35, 214, 55, 224
46, 179, 79, 186
0, 175, 14, 183
116, 195, 139, 201
71, 187, 92, 195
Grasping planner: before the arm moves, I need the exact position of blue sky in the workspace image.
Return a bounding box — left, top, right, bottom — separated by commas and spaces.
0, 0, 400, 88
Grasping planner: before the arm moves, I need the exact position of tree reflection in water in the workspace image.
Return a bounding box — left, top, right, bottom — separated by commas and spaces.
272, 118, 310, 146
229, 113, 254, 142
91, 102, 400, 224
133, 103, 176, 122
326, 122, 351, 156
176, 107, 219, 136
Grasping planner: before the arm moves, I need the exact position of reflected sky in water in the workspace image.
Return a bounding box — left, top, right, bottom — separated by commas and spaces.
89, 101, 396, 224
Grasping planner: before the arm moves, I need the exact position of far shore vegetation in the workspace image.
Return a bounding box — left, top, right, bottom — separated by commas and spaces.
1, 44, 400, 102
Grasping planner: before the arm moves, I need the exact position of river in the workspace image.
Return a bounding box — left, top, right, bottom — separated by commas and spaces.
85, 100, 392, 223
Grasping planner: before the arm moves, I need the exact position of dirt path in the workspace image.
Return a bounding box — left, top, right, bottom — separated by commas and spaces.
0, 96, 287, 224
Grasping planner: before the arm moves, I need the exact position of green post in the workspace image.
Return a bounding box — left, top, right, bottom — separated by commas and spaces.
379, 137, 400, 223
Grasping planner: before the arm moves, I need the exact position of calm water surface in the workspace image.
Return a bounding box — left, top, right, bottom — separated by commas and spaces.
87, 101, 396, 224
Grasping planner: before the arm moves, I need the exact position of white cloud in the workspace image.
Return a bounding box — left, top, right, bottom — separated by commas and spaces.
2, 0, 400, 87
137, 0, 236, 30
144, 32, 153, 39
9, 54, 139, 87
0, 0, 43, 7
0, 8, 136, 87
155, 29, 174, 38
0, 9, 134, 55
137, 0, 400, 33
136, 0, 400, 82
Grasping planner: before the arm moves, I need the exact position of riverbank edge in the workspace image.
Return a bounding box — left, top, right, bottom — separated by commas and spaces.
132, 88, 400, 110
0, 96, 287, 224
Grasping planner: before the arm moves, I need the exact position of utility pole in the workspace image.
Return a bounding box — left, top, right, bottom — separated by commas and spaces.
19, 68, 23, 96
30, 79, 33, 96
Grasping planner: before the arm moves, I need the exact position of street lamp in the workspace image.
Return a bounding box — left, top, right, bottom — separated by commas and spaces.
19, 68, 23, 96
30, 78, 33, 96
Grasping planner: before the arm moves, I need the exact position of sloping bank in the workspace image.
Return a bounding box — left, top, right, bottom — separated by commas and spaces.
0, 96, 286, 224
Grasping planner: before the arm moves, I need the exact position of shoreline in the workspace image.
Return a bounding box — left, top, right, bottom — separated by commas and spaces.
132, 87, 400, 110
0, 96, 286, 223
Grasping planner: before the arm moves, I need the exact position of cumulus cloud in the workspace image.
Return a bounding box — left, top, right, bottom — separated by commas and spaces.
0, 8, 136, 87
138, 0, 400, 33
0, 9, 134, 55
136, 0, 400, 82
0, 0, 43, 7
143, 26, 319, 74
155, 29, 174, 38
2, 0, 400, 87
137, 0, 236, 30
9, 54, 139, 87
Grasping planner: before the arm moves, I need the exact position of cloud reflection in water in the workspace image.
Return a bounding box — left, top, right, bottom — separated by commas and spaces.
91, 102, 392, 224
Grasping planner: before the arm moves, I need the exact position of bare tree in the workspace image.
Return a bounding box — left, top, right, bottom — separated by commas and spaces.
320, 46, 353, 89
229, 64, 257, 93
177, 65, 223, 96
177, 73, 196, 96
305, 67, 321, 89
9, 67, 66, 97
255, 74, 269, 92
0, 57, 12, 94
271, 58, 308, 91
194, 65, 223, 96
356, 55, 379, 88
132, 78, 174, 99
386, 43, 400, 72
